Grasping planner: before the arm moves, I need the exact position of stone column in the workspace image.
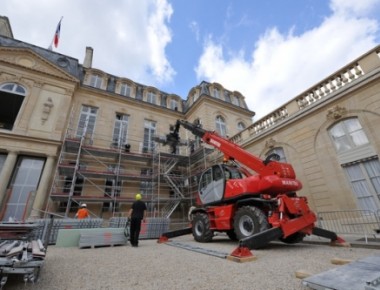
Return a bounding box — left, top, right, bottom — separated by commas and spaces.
0, 151, 18, 208
30, 156, 56, 218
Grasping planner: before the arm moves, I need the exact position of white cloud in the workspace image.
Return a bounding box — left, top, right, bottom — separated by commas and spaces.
330, 0, 380, 16
2, 0, 175, 86
146, 0, 175, 83
189, 21, 200, 42
195, 0, 380, 120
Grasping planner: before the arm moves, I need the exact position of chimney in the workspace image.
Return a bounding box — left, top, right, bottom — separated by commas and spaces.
83, 46, 93, 68
0, 16, 14, 38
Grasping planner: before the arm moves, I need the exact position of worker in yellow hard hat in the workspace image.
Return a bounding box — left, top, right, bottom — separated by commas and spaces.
128, 193, 147, 247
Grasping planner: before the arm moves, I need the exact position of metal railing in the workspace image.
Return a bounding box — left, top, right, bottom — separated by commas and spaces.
13, 216, 171, 245
31, 218, 104, 244
316, 210, 380, 243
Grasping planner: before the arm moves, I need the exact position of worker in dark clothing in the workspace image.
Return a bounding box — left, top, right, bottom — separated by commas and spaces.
128, 193, 147, 247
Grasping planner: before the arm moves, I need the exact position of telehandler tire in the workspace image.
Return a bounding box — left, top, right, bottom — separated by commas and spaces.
192, 212, 213, 242
233, 206, 269, 240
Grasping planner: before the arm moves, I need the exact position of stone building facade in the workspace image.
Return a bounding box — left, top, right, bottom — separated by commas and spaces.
0, 16, 254, 220
0, 16, 379, 221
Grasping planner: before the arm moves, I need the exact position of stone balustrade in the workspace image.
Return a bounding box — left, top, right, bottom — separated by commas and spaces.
233, 47, 380, 143
296, 64, 363, 109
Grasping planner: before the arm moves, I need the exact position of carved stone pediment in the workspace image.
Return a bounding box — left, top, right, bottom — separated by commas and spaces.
326, 105, 347, 120
0, 47, 78, 82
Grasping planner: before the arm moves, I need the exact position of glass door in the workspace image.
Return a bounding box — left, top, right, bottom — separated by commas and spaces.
3, 156, 45, 221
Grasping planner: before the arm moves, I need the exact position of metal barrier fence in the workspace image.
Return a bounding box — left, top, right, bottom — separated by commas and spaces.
27, 211, 380, 245
32, 218, 104, 244
316, 210, 380, 243
109, 217, 170, 239
26, 217, 171, 245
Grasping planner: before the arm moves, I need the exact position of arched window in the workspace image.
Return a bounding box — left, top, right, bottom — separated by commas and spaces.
1, 83, 26, 95
0, 83, 27, 130
215, 115, 227, 136
265, 147, 287, 163
329, 118, 380, 211
237, 122, 246, 131
329, 118, 369, 153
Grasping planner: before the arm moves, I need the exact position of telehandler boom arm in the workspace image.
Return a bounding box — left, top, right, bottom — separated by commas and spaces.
176, 119, 297, 179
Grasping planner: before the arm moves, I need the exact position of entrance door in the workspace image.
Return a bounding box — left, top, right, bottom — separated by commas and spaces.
3, 156, 45, 221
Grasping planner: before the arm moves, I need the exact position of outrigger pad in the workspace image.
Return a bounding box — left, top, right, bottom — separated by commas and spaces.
239, 227, 283, 250
227, 246, 257, 263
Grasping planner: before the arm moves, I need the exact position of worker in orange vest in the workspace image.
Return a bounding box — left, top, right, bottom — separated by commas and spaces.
75, 204, 90, 219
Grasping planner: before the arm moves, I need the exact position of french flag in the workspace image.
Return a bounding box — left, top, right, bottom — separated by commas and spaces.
53, 18, 62, 48
49, 17, 63, 50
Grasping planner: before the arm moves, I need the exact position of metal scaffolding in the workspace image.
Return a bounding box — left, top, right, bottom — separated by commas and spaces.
46, 108, 217, 220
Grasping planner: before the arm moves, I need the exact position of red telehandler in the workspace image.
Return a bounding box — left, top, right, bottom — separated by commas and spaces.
159, 119, 347, 254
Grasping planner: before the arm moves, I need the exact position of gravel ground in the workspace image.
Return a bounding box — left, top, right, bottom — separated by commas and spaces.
4, 234, 379, 290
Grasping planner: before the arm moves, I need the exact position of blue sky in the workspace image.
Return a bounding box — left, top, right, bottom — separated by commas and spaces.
2, 0, 380, 119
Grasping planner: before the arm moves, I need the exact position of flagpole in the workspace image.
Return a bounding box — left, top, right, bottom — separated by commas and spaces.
48, 16, 63, 50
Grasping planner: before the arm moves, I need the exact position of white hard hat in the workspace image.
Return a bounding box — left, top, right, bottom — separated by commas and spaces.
81, 203, 87, 207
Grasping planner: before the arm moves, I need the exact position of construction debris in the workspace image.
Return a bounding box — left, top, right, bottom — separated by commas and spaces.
0, 222, 46, 289
0, 222, 39, 240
